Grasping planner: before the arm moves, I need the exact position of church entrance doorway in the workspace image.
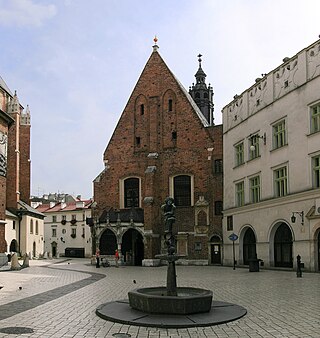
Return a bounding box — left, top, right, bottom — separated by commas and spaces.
122, 229, 144, 266
274, 223, 293, 268
99, 229, 117, 255
243, 228, 256, 265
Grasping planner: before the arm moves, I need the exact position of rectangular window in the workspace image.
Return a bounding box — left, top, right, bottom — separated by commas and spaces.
12, 221, 16, 230
227, 216, 233, 231
72, 214, 76, 220
235, 181, 244, 207
124, 177, 140, 208
52, 228, 57, 237
52, 215, 57, 222
174, 175, 191, 206
273, 120, 286, 149
249, 135, 260, 160
250, 176, 260, 203
311, 104, 320, 133
312, 155, 320, 188
62, 215, 66, 221
214, 159, 223, 174
168, 99, 173, 111
274, 166, 288, 197
235, 142, 244, 166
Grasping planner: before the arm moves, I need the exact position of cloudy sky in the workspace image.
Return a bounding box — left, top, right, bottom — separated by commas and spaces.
0, 0, 319, 199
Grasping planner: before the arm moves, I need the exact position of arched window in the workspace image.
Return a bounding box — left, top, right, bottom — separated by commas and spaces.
35, 220, 39, 235
124, 178, 140, 208
173, 175, 192, 206
30, 219, 33, 234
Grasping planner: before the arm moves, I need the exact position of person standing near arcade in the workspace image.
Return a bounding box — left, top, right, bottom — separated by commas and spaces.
115, 249, 119, 267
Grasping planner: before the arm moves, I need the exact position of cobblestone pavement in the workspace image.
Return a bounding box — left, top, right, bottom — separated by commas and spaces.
0, 259, 319, 338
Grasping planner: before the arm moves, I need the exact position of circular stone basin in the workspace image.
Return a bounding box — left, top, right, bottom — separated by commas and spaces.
128, 287, 213, 314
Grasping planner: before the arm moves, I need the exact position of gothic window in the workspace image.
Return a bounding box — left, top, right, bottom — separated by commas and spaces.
173, 175, 191, 206
30, 219, 33, 234
195, 92, 200, 99
124, 178, 140, 208
35, 221, 39, 235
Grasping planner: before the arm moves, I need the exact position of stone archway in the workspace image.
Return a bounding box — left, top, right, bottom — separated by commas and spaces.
122, 228, 144, 266
243, 228, 256, 265
99, 229, 117, 255
9, 239, 18, 252
274, 223, 293, 268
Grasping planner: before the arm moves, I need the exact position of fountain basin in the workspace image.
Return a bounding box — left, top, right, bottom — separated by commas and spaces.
128, 287, 213, 314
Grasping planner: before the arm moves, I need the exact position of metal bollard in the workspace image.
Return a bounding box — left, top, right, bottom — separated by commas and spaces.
296, 255, 302, 278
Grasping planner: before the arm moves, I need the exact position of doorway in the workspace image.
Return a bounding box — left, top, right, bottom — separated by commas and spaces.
122, 228, 144, 266
51, 242, 57, 257
243, 228, 256, 265
99, 229, 117, 255
210, 235, 222, 265
274, 223, 293, 268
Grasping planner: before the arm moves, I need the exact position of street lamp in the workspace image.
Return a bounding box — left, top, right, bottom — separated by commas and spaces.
291, 211, 304, 225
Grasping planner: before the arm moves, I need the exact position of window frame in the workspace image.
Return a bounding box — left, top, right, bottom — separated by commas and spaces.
310, 103, 320, 134
235, 142, 244, 167
30, 219, 33, 234
272, 119, 287, 149
169, 174, 194, 207
249, 134, 260, 160
235, 181, 245, 207
312, 154, 320, 188
274, 166, 288, 197
249, 175, 260, 203
119, 177, 141, 209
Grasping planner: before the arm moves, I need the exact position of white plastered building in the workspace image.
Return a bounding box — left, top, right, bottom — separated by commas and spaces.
222, 39, 320, 272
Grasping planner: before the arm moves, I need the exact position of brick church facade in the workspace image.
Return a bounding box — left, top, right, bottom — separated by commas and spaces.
93, 42, 223, 266
0, 76, 44, 264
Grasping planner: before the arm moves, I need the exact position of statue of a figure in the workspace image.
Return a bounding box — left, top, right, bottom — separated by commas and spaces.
161, 197, 176, 234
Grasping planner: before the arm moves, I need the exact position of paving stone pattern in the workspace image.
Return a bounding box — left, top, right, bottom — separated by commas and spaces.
0, 259, 319, 338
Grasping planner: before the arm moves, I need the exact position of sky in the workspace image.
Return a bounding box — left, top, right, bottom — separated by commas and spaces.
0, 0, 319, 199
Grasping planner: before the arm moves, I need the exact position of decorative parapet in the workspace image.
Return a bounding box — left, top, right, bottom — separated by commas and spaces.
223, 39, 320, 132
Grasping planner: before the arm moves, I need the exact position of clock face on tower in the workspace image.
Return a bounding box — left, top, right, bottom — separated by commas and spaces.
0, 131, 8, 177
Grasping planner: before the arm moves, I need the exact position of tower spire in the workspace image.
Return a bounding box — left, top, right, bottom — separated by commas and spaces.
189, 54, 214, 125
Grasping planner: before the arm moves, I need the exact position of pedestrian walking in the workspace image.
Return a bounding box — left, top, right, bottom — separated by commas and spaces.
96, 249, 100, 268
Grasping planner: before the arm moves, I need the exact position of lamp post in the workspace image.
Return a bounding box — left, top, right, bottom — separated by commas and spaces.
291, 211, 304, 225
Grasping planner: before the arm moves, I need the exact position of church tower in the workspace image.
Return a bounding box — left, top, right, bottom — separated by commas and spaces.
189, 54, 214, 125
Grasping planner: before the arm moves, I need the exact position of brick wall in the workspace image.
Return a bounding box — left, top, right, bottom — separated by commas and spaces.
19, 124, 31, 204
94, 49, 223, 261
6, 111, 19, 209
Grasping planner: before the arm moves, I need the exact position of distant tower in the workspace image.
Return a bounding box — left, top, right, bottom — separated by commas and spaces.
189, 54, 214, 125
